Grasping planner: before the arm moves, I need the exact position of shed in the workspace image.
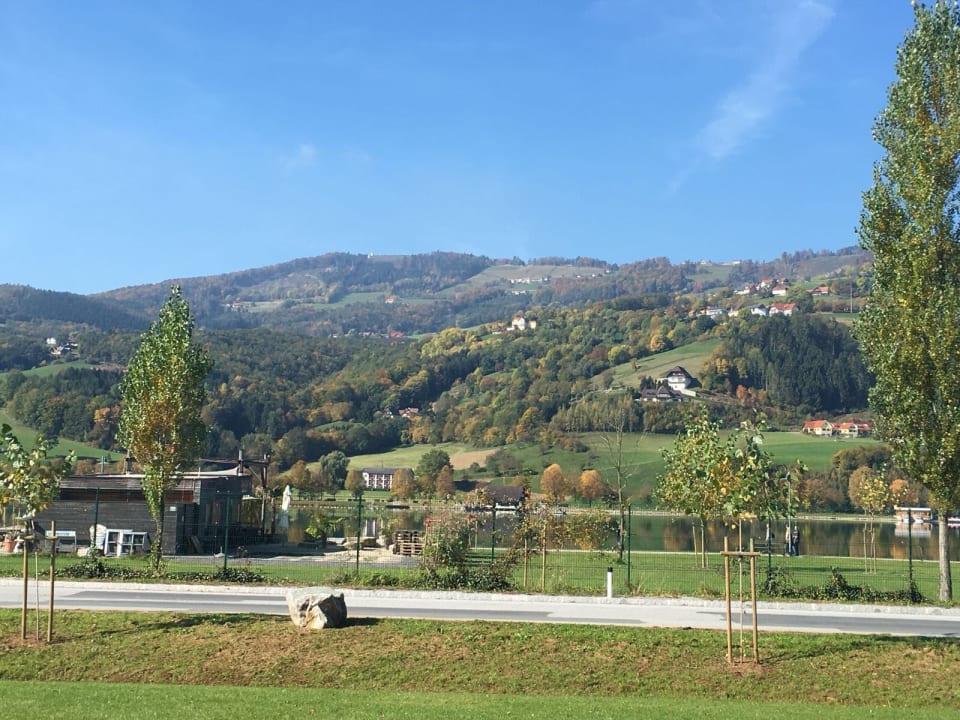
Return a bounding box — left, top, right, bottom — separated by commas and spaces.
34, 466, 256, 555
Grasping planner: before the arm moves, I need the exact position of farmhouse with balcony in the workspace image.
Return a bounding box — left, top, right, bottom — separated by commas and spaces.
661, 366, 699, 397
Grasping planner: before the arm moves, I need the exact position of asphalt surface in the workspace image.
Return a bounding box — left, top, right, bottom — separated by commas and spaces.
2, 578, 959, 636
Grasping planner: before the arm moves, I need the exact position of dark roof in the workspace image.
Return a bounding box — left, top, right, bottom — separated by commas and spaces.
61, 470, 253, 495
483, 484, 525, 504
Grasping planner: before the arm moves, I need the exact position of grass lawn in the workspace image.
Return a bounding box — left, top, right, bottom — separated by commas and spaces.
604, 338, 723, 390
12, 360, 99, 377
345, 442, 479, 473
0, 682, 951, 720
631, 338, 722, 378
1, 611, 958, 717
1, 548, 948, 602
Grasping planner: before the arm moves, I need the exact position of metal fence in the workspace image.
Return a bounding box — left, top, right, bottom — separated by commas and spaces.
2, 500, 954, 603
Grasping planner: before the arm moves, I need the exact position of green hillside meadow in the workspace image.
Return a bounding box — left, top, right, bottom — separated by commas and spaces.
348, 431, 878, 502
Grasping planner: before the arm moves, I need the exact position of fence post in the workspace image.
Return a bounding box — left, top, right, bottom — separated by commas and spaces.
92, 487, 100, 551
490, 506, 497, 564
222, 495, 231, 572
355, 493, 363, 574
907, 508, 914, 596
626, 504, 632, 590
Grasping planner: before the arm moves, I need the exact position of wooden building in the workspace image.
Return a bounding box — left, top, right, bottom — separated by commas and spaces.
33, 462, 260, 555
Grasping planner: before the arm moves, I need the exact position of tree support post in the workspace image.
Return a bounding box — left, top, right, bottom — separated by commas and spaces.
48, 520, 57, 642
20, 528, 29, 641
721, 537, 761, 664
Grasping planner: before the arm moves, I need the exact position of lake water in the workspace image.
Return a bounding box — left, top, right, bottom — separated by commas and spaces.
282, 505, 960, 561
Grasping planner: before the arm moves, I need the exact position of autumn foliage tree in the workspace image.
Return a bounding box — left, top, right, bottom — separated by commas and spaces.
577, 469, 607, 505
344, 468, 365, 497
540, 463, 569, 503
391, 467, 416, 499
435, 465, 455, 499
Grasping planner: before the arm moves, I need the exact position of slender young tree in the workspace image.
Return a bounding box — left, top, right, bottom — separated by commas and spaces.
596, 395, 638, 562
855, 1, 960, 600
656, 409, 724, 568
848, 466, 891, 573
0, 426, 74, 521
117, 286, 212, 574
657, 409, 794, 567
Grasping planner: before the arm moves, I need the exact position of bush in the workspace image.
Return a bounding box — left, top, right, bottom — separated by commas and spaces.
761, 567, 923, 604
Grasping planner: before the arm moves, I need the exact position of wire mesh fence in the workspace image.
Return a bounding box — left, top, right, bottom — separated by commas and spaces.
2, 500, 955, 603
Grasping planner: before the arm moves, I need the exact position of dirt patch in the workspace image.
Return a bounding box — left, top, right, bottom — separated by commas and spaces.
448, 450, 491, 470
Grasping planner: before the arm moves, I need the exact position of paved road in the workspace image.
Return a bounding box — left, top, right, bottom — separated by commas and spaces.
2, 579, 959, 636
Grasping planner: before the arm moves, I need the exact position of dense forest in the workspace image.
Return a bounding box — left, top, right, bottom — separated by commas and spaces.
0, 285, 145, 331
0, 305, 870, 465
0, 248, 882, 511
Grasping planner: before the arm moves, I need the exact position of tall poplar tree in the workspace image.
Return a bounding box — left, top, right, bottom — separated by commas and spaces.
855, 1, 960, 600
118, 286, 212, 573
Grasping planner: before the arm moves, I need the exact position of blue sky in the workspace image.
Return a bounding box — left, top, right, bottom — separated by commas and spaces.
1, 1, 916, 295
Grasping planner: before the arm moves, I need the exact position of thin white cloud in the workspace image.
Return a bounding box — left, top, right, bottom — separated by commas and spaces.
696, 1, 835, 161
282, 143, 317, 171
340, 144, 372, 166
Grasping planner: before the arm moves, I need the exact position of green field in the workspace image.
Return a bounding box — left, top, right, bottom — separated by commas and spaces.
0, 408, 121, 461
15, 360, 99, 377
601, 338, 722, 390
346, 442, 479, 473
439, 263, 590, 296
336, 431, 878, 504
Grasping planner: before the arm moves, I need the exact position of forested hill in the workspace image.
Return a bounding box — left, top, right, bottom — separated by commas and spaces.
0, 245, 875, 491
0, 285, 145, 331
84, 248, 872, 336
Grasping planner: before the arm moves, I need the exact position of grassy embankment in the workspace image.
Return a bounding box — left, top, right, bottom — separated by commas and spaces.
1, 610, 958, 718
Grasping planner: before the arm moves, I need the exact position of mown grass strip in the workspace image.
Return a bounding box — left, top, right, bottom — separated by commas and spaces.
2, 611, 959, 710
0, 681, 951, 720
